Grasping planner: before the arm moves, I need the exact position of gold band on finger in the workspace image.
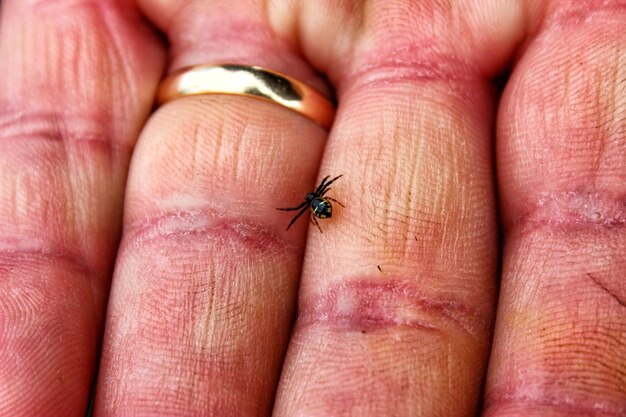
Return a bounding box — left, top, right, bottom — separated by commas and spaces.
157, 64, 336, 130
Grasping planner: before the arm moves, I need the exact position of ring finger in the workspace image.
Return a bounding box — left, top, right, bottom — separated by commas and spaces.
94, 0, 329, 415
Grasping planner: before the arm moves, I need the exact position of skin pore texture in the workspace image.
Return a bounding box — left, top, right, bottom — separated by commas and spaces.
0, 0, 623, 416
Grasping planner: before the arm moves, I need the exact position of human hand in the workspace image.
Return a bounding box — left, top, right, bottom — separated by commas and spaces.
0, 1, 624, 416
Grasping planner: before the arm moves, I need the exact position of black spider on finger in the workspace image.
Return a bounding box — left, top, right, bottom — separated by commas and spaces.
277, 174, 345, 233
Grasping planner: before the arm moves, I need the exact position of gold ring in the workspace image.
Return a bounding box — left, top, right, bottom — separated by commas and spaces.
157, 64, 336, 130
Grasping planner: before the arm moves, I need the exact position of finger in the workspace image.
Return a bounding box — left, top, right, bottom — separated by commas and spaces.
484, 3, 626, 416
0, 0, 163, 415
95, 1, 328, 415
270, 1, 526, 416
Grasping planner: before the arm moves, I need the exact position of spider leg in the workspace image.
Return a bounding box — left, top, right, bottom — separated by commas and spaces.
315, 175, 331, 194
319, 174, 343, 195
286, 205, 310, 230
276, 201, 308, 211
325, 196, 345, 208
310, 213, 323, 233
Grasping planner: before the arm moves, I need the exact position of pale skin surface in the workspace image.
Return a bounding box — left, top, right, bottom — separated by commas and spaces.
0, 0, 624, 416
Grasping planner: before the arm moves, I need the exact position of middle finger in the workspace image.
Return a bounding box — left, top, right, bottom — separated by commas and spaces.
273, 1, 526, 415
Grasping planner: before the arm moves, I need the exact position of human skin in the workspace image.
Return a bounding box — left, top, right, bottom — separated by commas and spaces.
0, 0, 623, 416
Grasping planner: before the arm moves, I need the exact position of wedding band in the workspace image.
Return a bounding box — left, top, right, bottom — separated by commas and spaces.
157, 64, 336, 130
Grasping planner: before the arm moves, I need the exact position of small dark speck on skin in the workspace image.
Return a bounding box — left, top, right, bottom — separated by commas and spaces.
414, 235, 418, 241
361, 330, 367, 334
377, 265, 382, 273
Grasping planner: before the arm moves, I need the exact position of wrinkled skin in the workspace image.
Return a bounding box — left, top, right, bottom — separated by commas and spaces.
0, 1, 624, 416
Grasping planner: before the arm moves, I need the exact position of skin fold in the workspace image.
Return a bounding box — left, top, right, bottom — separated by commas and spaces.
0, 0, 623, 416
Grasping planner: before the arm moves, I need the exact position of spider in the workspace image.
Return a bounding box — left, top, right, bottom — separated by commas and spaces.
277, 174, 345, 233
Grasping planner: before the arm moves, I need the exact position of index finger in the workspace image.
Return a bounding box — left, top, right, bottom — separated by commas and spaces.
485, 2, 626, 415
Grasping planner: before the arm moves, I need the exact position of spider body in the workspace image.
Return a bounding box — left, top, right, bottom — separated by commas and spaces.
307, 193, 332, 219
277, 174, 344, 233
